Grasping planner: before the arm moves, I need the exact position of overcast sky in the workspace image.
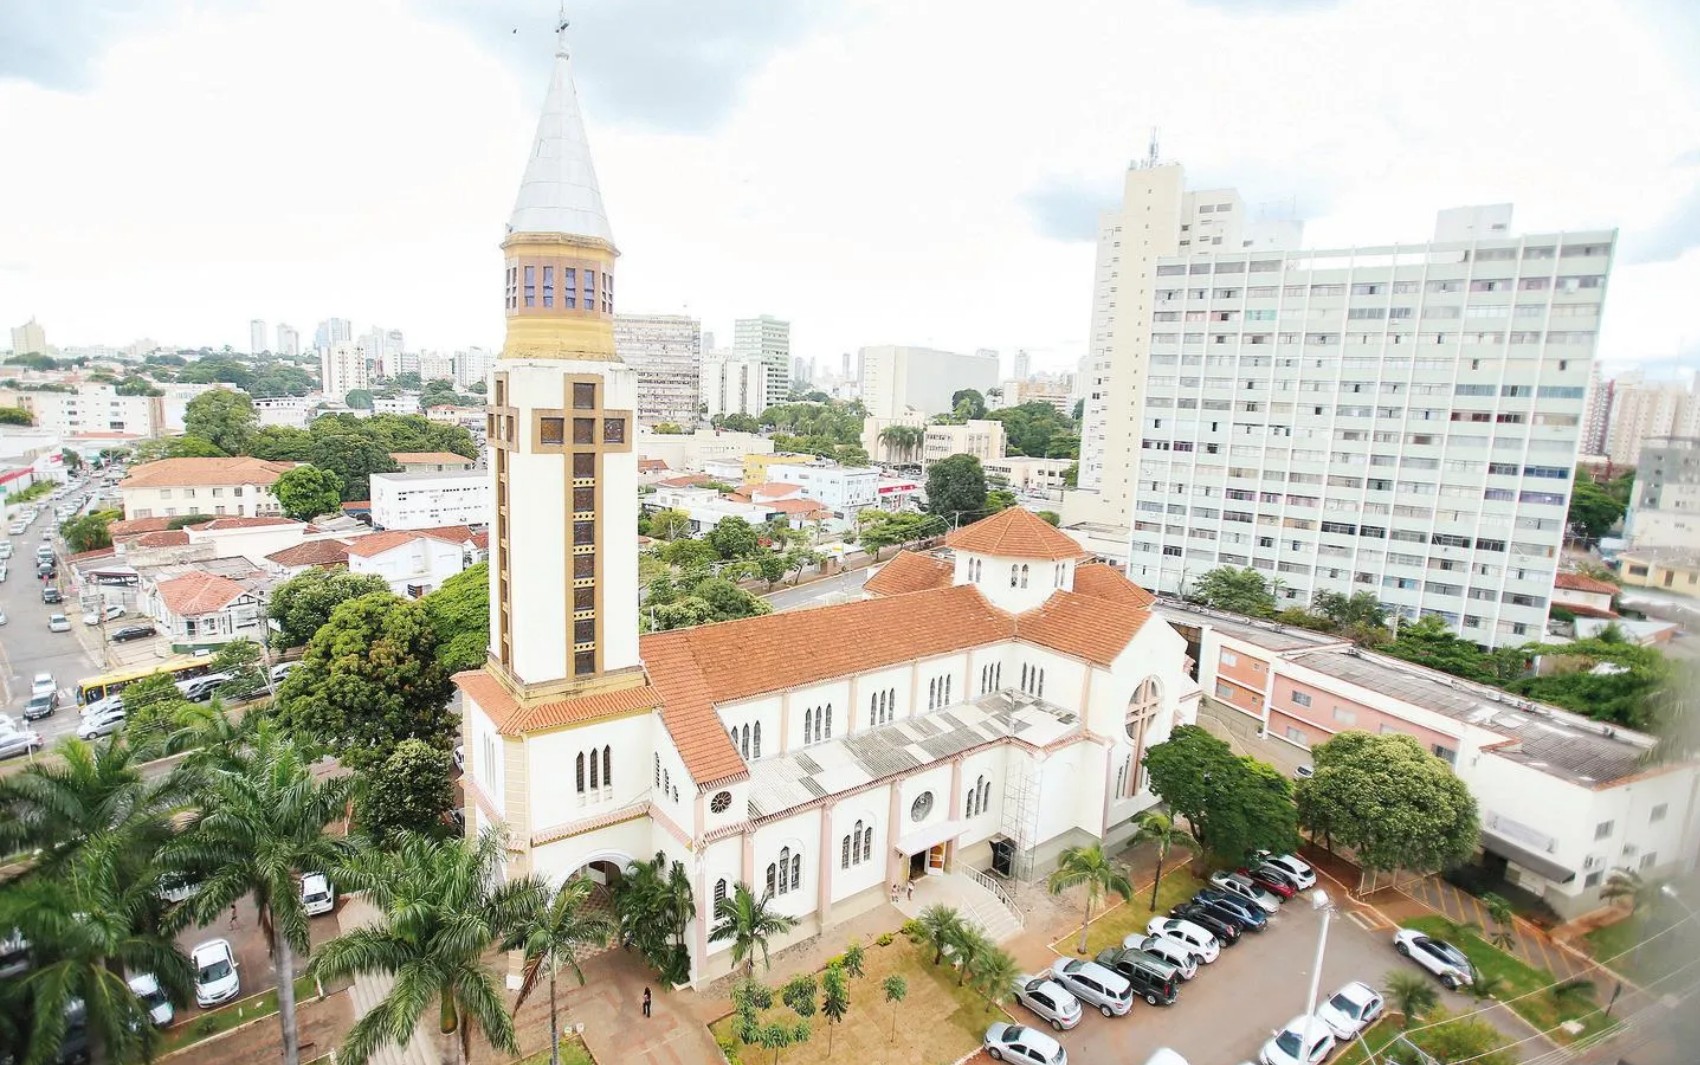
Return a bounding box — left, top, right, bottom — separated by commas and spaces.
3, 0, 1698, 380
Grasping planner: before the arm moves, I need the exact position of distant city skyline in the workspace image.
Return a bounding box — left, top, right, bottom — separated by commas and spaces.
3, 0, 1698, 378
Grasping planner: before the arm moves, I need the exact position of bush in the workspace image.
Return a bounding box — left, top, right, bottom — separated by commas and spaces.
875, 932, 895, 947
717, 1034, 742, 1064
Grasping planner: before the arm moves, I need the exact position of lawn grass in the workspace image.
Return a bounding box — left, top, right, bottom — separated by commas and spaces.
1405, 915, 1616, 1044
514, 1035, 596, 1065
1049, 865, 1207, 957
710, 936, 1006, 1065
160, 974, 321, 1054
1582, 913, 1686, 986
1334, 1012, 1517, 1065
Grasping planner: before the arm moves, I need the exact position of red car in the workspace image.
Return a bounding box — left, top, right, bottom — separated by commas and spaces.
1238, 865, 1298, 899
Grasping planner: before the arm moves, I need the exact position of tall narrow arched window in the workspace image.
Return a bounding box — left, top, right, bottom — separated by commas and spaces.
841, 835, 851, 868
728, 726, 737, 752
777, 847, 790, 894
602, 746, 611, 788
824, 705, 833, 739
741, 724, 750, 758
791, 854, 801, 891
854, 819, 865, 863
994, 664, 1001, 688
804, 708, 813, 745
575, 752, 585, 793
1037, 669, 1045, 698
1020, 563, 1029, 588
1020, 664, 1028, 691
870, 693, 878, 727
753, 722, 762, 758
1124, 676, 1163, 799
715, 879, 728, 906
1010, 564, 1019, 587
927, 679, 936, 709
863, 825, 873, 860
980, 778, 990, 811
588, 748, 598, 789
945, 676, 952, 703
765, 864, 777, 898
663, 768, 670, 794
655, 753, 661, 787
965, 789, 974, 818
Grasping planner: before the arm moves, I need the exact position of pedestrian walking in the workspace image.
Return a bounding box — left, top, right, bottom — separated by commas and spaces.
642, 986, 652, 1018
906, 879, 914, 901
229, 904, 239, 928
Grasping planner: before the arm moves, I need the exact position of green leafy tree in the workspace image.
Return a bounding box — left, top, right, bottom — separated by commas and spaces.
1568, 472, 1625, 540
308, 425, 399, 500
985, 488, 1018, 513
272, 464, 346, 521
877, 424, 923, 463
951, 388, 987, 420
166, 724, 352, 1065
1143, 725, 1299, 864
1038, 510, 1061, 526
1049, 844, 1133, 955
1385, 969, 1440, 1027
662, 537, 717, 568
755, 551, 789, 589
275, 591, 455, 768
0, 406, 33, 426
344, 389, 375, 410
1504, 635, 1669, 728
309, 829, 543, 1065
710, 882, 800, 979
356, 739, 456, 841
985, 401, 1078, 458
249, 425, 315, 462
881, 974, 907, 1042
925, 453, 988, 523
1296, 732, 1479, 875
424, 561, 489, 674
184, 389, 258, 455
1193, 566, 1278, 616
1127, 811, 1198, 907
120, 672, 196, 750
131, 433, 228, 462
840, 941, 865, 978
504, 877, 614, 1065
1382, 616, 1498, 683
59, 448, 84, 471
856, 510, 944, 559
209, 637, 268, 700
780, 973, 818, 1017
648, 507, 692, 541
1312, 590, 1389, 631
944, 921, 991, 984
819, 963, 850, 1053
707, 516, 761, 559
268, 567, 392, 648
612, 852, 696, 984
966, 945, 1019, 1013
1482, 893, 1516, 950
59, 508, 119, 553
1393, 1007, 1516, 1065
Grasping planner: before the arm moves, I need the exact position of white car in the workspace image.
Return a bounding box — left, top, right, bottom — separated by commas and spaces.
270, 661, 301, 684
1122, 934, 1199, 980
77, 705, 128, 740
1142, 1052, 1192, 1065
1143, 916, 1221, 963
1010, 973, 1083, 1031
83, 605, 125, 626
1316, 980, 1384, 1042
128, 972, 175, 1027
47, 614, 71, 633
81, 694, 123, 718
6, 523, 23, 535
31, 673, 55, 699
0, 563, 8, 581
1209, 871, 1282, 914
0, 543, 11, 558
1393, 928, 1475, 989
191, 939, 240, 1007
1047, 959, 1133, 1018
1260, 1014, 1336, 1065
301, 873, 336, 917
1255, 852, 1318, 891
983, 1022, 1067, 1065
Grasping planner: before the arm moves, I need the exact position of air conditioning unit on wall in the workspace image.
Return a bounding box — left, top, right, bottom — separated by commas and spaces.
1582, 855, 1601, 870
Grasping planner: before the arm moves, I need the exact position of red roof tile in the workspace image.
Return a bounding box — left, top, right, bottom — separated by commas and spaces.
1555, 571, 1618, 596
345, 531, 425, 558
1070, 563, 1157, 608
121, 456, 296, 488
156, 572, 249, 615
1017, 589, 1151, 667
766, 498, 828, 516
132, 530, 191, 548
864, 551, 954, 597
455, 670, 661, 735
66, 547, 117, 564
108, 517, 173, 537
389, 451, 473, 465
945, 507, 1088, 561
183, 516, 300, 532
638, 458, 670, 472
656, 475, 713, 489
265, 539, 351, 568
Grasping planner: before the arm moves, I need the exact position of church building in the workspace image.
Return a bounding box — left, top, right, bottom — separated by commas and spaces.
457, 28, 1202, 986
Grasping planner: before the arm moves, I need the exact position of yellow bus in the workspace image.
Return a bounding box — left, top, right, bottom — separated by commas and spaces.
76, 656, 217, 705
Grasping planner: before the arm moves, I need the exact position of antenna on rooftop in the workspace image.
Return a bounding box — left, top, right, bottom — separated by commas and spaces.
1147, 127, 1160, 169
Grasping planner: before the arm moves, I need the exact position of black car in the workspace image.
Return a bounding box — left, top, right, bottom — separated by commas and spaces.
1193, 889, 1269, 931
41, 587, 62, 605
1179, 895, 1259, 935
1092, 947, 1179, 1006
23, 691, 57, 721
110, 624, 156, 643
1170, 902, 1243, 944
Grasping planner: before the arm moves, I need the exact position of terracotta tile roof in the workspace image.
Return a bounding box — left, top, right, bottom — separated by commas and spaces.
341, 500, 371, 510
470, 530, 489, 551
864, 551, 954, 597
120, 456, 296, 489
1565, 603, 1619, 619
766, 498, 829, 516
412, 524, 476, 544
389, 451, 473, 465
655, 475, 713, 489
66, 547, 117, 564
183, 516, 300, 532
639, 632, 750, 788
945, 507, 1089, 561
637, 458, 670, 472
132, 530, 191, 548
742, 482, 801, 496
1070, 563, 1157, 608
345, 530, 425, 558
265, 539, 351, 568
1555, 571, 1618, 596
1017, 589, 1151, 667
109, 517, 173, 537
156, 572, 250, 615
454, 669, 662, 735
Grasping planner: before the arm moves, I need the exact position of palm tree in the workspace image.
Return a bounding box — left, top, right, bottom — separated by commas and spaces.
709, 882, 799, 979
944, 922, 990, 986
308, 828, 543, 1065
1481, 893, 1516, 950
1385, 970, 1439, 1027
504, 877, 614, 1065
916, 904, 964, 967
614, 852, 695, 982
1600, 868, 1663, 917
1047, 844, 1134, 955
1127, 811, 1197, 908
1549, 977, 1597, 1015
0, 735, 177, 878
967, 945, 1019, 1014
165, 723, 353, 1065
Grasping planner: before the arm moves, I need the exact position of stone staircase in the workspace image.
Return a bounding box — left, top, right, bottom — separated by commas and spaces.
339, 898, 438, 1065
895, 870, 1024, 944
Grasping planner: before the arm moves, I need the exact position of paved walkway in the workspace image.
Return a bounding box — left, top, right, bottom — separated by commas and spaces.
164, 989, 352, 1065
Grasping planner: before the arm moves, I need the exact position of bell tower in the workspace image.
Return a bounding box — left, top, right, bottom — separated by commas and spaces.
484, 20, 642, 701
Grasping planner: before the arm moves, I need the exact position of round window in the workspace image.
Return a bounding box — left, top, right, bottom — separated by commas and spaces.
910, 791, 935, 822
710, 791, 732, 814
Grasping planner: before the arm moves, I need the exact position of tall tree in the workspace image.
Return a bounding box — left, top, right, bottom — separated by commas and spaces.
881, 975, 907, 1042
917, 904, 964, 967
707, 516, 761, 559
0, 737, 176, 877
1192, 566, 1278, 617
183, 389, 258, 455
1047, 843, 1134, 955
1143, 725, 1299, 863
267, 567, 392, 648
504, 877, 614, 1065
275, 591, 455, 768
1567, 472, 1625, 540
1127, 811, 1198, 908
924, 453, 988, 524
819, 963, 850, 1052
1296, 732, 1479, 875
166, 724, 353, 1065
423, 561, 490, 674
309, 829, 542, 1065
307, 426, 399, 500
709, 882, 799, 979
272, 465, 346, 521
355, 739, 456, 841
951, 389, 987, 420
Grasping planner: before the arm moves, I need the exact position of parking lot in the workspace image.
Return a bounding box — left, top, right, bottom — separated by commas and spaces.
1021, 878, 1533, 1064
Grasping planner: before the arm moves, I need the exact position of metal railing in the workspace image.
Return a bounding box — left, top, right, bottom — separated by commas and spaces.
966, 866, 1024, 927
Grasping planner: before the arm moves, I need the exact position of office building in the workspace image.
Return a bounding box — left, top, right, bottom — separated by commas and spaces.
371, 469, 490, 530
10, 318, 46, 355
614, 314, 702, 425
320, 341, 369, 400
702, 351, 771, 420
276, 323, 300, 357
314, 317, 352, 352
1605, 373, 1700, 466
1125, 206, 1611, 646
1011, 350, 1030, 383
250, 319, 268, 355
1625, 437, 1700, 549
858, 345, 1000, 419
452, 347, 493, 390
735, 315, 791, 399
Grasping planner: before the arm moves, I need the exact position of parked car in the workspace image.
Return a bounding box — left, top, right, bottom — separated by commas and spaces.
1261, 1015, 1335, 1065
47, 614, 71, 633
77, 705, 127, 740
1048, 959, 1133, 1017
0, 730, 44, 761
1141, 1052, 1191, 1065
1168, 902, 1243, 945
0, 563, 9, 581
158, 874, 201, 905
1209, 871, 1283, 913
1121, 934, 1200, 979
0, 609, 7, 625
1142, 916, 1221, 963
0, 930, 29, 978
30, 672, 54, 698
110, 624, 156, 642
82, 604, 125, 626
983, 1022, 1067, 1065
23, 691, 57, 721
1316, 980, 1384, 1042
270, 661, 301, 684
1392, 928, 1475, 989
41, 587, 62, 605
80, 694, 122, 718
301, 873, 336, 917
1192, 889, 1270, 930
1010, 973, 1083, 1031
1239, 864, 1300, 899
176, 672, 233, 702
0, 542, 11, 558
191, 939, 240, 1007
7, 523, 24, 535
1091, 947, 1180, 1005
128, 973, 175, 1027
1253, 852, 1318, 891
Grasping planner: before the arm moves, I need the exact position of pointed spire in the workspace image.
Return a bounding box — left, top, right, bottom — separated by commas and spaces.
507, 20, 614, 245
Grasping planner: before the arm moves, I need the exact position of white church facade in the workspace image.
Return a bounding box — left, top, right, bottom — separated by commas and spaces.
457, 27, 1202, 987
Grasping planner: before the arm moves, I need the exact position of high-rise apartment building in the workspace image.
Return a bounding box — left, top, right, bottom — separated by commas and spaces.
734, 315, 790, 399
1579, 363, 1611, 457
701, 351, 771, 420
250, 319, 268, 354
320, 341, 369, 400
1625, 437, 1700, 549
451, 347, 492, 390
387, 329, 405, 359
419, 351, 454, 382
1605, 373, 1700, 466
613, 314, 701, 425
9, 318, 46, 355
1012, 349, 1031, 382
1126, 208, 1612, 646
314, 317, 352, 352
840, 351, 852, 382
858, 345, 1000, 419
276, 323, 300, 357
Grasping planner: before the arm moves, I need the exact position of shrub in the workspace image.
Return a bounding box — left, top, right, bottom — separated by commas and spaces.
901, 918, 924, 940
716, 1034, 742, 1064
876, 932, 895, 946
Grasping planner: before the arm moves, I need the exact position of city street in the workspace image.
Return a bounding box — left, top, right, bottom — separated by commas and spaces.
762, 562, 873, 612
0, 505, 99, 746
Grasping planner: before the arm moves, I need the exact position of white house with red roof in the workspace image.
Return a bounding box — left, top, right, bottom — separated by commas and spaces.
346, 528, 473, 597
149, 571, 267, 648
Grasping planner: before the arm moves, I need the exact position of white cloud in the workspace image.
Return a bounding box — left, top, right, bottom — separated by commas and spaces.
1, 0, 1697, 377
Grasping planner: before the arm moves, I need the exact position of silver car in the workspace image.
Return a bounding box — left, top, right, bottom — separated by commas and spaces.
1209, 871, 1282, 914
1010, 973, 1083, 1031
1122, 934, 1199, 980
1048, 959, 1132, 1018
984, 1022, 1067, 1065
0, 730, 44, 761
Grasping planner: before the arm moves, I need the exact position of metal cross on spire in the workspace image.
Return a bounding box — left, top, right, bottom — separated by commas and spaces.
556, 2, 571, 56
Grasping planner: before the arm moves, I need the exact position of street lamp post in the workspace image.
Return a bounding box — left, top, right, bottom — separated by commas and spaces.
1659, 883, 1697, 921
1304, 888, 1334, 1019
